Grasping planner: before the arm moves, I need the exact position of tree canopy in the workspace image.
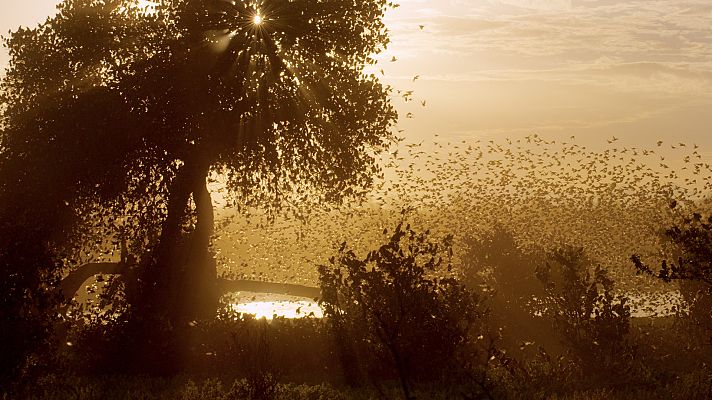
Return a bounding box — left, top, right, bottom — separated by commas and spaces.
1, 0, 397, 230
0, 0, 397, 378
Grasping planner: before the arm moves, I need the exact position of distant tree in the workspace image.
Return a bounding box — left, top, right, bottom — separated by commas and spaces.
0, 0, 396, 379
536, 246, 632, 381
318, 223, 483, 399
461, 227, 560, 356
632, 212, 712, 287
632, 212, 712, 339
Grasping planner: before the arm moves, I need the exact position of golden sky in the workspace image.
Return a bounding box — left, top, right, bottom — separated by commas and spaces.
2, 0, 711, 150
375, 0, 712, 151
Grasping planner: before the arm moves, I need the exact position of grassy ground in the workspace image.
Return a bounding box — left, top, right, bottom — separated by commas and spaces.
7, 370, 709, 400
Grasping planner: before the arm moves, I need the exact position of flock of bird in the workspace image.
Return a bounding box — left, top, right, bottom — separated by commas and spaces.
213, 133, 711, 317
211, 31, 711, 317
68, 21, 711, 317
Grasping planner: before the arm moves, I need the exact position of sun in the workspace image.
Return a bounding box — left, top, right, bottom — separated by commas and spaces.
252, 14, 263, 25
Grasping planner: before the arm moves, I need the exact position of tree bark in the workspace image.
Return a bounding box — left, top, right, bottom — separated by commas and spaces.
135, 155, 214, 324
173, 170, 220, 321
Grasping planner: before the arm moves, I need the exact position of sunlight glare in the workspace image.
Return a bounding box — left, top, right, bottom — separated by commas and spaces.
136, 0, 158, 13
231, 300, 323, 319
116, 0, 158, 16
253, 14, 263, 25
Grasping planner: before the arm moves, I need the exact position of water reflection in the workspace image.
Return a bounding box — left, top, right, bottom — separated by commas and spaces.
227, 292, 323, 319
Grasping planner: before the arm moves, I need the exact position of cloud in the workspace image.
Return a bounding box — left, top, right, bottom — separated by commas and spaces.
380, 0, 712, 97
415, 60, 712, 97
374, 0, 712, 147
492, 0, 572, 12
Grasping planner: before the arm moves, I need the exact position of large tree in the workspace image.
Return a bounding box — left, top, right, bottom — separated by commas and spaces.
0, 0, 396, 377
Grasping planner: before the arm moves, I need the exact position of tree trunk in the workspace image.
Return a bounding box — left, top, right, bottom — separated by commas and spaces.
175, 171, 219, 322
137, 156, 217, 325
117, 156, 216, 373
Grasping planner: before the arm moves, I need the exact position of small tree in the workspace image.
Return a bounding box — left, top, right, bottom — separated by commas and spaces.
632, 211, 712, 340
632, 212, 712, 286
318, 223, 482, 399
536, 246, 632, 382
461, 227, 559, 356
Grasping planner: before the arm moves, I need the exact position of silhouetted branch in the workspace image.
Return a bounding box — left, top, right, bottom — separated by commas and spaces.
60, 263, 320, 303
631, 254, 712, 287
60, 262, 128, 302
216, 278, 321, 299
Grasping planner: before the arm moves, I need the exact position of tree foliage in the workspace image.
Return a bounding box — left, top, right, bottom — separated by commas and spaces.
536, 246, 632, 379
632, 212, 712, 287
318, 222, 482, 398
632, 211, 712, 340
0, 0, 396, 380
461, 228, 559, 357
1, 0, 397, 260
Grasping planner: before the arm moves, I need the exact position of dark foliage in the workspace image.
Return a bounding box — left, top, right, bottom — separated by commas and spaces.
632, 212, 712, 287
318, 222, 484, 399
632, 211, 712, 341
536, 246, 633, 384
0, 0, 396, 381
461, 228, 560, 357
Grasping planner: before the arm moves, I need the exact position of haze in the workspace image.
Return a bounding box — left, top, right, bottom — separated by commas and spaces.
2, 1, 712, 397
3, 0, 711, 151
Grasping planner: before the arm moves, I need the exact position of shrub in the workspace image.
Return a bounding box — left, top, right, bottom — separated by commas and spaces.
318, 222, 484, 399
536, 246, 632, 384
461, 228, 560, 357
633, 211, 712, 341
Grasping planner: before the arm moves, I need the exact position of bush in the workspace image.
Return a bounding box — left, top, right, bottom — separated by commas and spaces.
536, 246, 633, 384
633, 211, 712, 341
318, 222, 484, 399
461, 228, 560, 357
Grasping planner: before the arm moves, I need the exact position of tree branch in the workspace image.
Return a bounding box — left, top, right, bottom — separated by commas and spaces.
216, 278, 321, 299
60, 262, 128, 302
60, 264, 321, 303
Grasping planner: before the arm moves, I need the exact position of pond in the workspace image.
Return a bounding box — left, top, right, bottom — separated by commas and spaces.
227, 292, 323, 319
